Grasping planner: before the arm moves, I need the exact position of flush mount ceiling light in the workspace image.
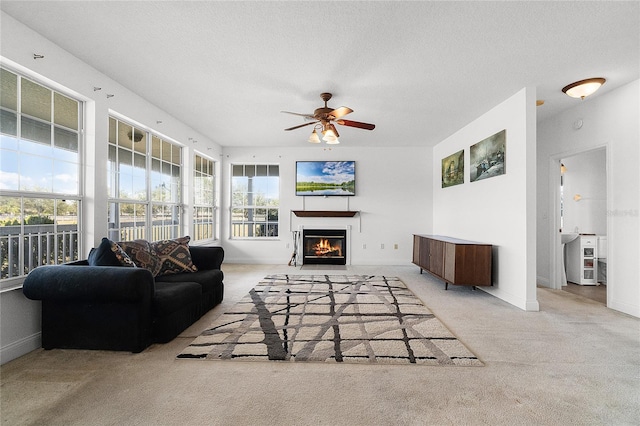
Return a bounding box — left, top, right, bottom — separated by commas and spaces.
562, 78, 606, 99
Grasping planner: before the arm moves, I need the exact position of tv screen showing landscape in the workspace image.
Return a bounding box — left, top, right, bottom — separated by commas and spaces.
296, 161, 356, 196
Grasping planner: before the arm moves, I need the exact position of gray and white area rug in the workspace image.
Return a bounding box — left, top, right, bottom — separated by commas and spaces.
178, 275, 482, 366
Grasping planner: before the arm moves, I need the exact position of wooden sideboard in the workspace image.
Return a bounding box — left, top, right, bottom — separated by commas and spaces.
412, 234, 492, 289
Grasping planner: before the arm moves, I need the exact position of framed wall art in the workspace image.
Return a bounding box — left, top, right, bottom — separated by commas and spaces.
470, 129, 506, 182
441, 149, 464, 188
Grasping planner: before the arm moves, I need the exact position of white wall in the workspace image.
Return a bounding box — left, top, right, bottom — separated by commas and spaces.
537, 79, 640, 318
561, 149, 607, 235
221, 146, 432, 265
0, 289, 41, 363
0, 12, 223, 364
432, 88, 539, 311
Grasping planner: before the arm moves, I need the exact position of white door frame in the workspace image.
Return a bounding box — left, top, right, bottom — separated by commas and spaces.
548, 145, 610, 305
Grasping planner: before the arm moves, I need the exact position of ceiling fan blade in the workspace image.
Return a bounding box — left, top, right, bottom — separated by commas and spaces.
335, 119, 376, 130
284, 121, 318, 131
329, 106, 353, 119
281, 111, 316, 120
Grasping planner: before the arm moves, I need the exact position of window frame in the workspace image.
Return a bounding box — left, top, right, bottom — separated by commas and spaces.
0, 66, 84, 290
230, 163, 280, 239
193, 152, 218, 242
107, 115, 184, 243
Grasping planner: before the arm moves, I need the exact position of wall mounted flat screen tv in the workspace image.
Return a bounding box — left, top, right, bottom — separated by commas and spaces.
296, 161, 356, 196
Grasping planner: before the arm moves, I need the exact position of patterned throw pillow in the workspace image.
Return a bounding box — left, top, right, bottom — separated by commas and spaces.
150, 236, 198, 276
109, 240, 137, 267
117, 239, 162, 277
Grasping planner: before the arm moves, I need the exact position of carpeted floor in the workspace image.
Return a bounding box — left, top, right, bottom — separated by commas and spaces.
178, 274, 482, 365
2, 264, 639, 425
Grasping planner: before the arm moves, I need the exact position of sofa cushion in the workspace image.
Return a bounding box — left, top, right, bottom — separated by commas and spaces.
88, 237, 135, 267
118, 239, 162, 276
150, 236, 198, 277
155, 269, 223, 295
188, 246, 224, 271
152, 281, 201, 316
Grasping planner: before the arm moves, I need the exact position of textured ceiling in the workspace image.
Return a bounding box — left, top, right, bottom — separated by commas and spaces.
2, 1, 638, 148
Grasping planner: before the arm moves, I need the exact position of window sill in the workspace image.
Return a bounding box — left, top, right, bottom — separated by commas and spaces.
0, 278, 25, 293
230, 237, 281, 241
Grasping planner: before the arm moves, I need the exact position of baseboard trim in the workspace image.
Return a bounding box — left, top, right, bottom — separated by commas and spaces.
608, 299, 640, 318
481, 286, 540, 312
0, 332, 41, 365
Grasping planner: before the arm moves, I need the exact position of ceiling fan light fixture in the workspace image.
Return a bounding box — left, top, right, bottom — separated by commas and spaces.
322, 132, 336, 142
308, 129, 321, 143
322, 123, 339, 142
283, 92, 375, 145
562, 78, 606, 99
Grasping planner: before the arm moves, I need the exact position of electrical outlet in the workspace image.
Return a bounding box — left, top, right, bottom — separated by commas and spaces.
286, 243, 290, 249
362, 244, 367, 249
380, 243, 384, 249
394, 244, 398, 250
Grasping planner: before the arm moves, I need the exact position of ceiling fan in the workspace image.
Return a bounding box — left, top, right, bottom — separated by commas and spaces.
281, 92, 375, 144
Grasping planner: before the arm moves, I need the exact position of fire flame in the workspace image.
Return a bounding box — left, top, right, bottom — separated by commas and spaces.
313, 238, 342, 256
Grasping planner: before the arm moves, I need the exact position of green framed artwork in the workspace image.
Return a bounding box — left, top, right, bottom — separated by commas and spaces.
441, 149, 464, 188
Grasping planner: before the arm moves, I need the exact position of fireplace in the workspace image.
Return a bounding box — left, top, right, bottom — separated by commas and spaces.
302, 229, 347, 265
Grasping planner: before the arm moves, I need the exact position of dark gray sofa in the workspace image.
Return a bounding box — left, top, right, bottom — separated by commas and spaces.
22, 245, 224, 353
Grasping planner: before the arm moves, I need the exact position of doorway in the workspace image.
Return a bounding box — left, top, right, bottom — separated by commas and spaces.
552, 147, 608, 305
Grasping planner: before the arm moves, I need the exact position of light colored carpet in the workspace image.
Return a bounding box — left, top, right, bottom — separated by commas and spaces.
178, 274, 482, 365
1, 264, 639, 425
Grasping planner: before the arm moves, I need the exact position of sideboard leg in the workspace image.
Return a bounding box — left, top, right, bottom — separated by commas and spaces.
445, 282, 448, 290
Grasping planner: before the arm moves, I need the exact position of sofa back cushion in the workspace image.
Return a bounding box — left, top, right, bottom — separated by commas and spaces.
88, 238, 136, 267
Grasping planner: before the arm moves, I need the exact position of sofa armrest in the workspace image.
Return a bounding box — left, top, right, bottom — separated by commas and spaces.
23, 265, 154, 303
189, 246, 224, 271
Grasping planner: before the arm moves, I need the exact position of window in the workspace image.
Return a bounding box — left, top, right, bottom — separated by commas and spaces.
193, 153, 217, 241
231, 164, 279, 238
107, 117, 182, 242
0, 67, 82, 284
